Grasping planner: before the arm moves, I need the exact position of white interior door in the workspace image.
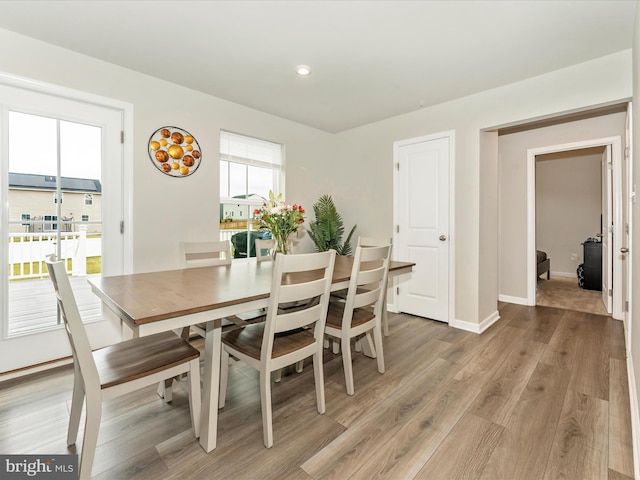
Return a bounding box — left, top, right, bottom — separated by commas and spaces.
0, 82, 124, 373
624, 103, 633, 349
602, 145, 612, 312
394, 132, 451, 322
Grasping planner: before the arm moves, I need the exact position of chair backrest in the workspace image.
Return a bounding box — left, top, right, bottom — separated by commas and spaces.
342, 244, 392, 325
357, 236, 393, 248
180, 240, 232, 268
261, 250, 336, 362
45, 255, 100, 389
255, 238, 276, 262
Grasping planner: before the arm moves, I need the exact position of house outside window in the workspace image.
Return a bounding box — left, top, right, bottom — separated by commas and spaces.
44, 214, 58, 231
82, 215, 89, 222
84, 193, 93, 205
20, 213, 30, 226
219, 131, 283, 258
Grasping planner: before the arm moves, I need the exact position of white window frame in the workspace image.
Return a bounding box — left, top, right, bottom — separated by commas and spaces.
219, 131, 284, 258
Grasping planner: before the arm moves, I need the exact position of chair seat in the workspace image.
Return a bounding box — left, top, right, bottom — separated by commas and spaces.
326, 301, 375, 329
222, 323, 315, 360
94, 331, 200, 389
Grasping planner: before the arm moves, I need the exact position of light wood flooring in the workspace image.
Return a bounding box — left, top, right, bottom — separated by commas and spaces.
0, 304, 633, 479
537, 275, 609, 315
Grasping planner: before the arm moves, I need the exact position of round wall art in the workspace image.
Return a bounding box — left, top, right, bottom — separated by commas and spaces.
148, 126, 201, 177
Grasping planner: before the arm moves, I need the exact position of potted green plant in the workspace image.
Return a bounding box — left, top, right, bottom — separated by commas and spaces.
307, 194, 356, 255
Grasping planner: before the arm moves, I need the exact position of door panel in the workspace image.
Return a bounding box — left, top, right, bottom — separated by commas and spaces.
602, 145, 612, 312
0, 83, 123, 373
395, 134, 450, 322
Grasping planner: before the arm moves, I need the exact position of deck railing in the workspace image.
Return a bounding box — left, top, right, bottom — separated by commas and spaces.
8, 226, 100, 280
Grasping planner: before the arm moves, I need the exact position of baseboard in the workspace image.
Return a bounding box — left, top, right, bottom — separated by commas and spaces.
452, 310, 500, 334
498, 294, 532, 306
627, 353, 640, 479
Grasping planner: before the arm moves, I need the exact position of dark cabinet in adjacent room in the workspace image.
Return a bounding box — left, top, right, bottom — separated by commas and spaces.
581, 239, 602, 291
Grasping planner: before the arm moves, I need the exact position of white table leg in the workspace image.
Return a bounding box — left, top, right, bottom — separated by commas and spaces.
199, 320, 221, 452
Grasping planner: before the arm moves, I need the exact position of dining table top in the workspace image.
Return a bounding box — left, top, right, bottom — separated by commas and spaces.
88, 255, 414, 328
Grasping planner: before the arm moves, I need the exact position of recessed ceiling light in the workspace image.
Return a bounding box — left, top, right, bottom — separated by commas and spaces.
295, 65, 311, 76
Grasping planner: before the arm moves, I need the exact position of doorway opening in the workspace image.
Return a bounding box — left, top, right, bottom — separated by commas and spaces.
526, 136, 623, 318
534, 146, 609, 316
497, 102, 630, 321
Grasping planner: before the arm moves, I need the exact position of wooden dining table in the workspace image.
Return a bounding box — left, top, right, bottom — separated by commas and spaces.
88, 255, 414, 453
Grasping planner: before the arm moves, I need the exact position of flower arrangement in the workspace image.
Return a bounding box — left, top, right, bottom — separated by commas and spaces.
254, 191, 305, 255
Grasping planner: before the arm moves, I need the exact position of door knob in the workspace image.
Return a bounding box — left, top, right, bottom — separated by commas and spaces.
621, 247, 629, 254
439, 235, 447, 241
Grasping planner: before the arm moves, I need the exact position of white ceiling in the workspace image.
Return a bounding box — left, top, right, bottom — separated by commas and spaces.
0, 1, 635, 133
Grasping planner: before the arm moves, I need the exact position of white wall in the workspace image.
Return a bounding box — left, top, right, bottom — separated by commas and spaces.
536, 150, 603, 277
498, 113, 626, 300
0, 28, 632, 327
0, 28, 334, 273
335, 51, 631, 326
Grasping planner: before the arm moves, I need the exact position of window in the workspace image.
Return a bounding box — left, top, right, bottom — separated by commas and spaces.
20, 213, 30, 226
219, 131, 283, 258
44, 215, 58, 231
82, 215, 89, 222
84, 193, 93, 205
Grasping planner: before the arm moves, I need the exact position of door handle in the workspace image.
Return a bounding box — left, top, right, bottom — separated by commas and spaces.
439, 235, 447, 241
621, 247, 629, 254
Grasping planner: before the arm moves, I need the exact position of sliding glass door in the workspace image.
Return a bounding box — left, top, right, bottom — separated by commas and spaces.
0, 82, 125, 373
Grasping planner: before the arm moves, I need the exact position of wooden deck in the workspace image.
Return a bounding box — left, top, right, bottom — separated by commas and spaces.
8, 274, 102, 334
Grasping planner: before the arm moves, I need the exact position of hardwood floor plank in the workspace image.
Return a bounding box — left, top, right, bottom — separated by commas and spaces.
501, 304, 564, 344
608, 468, 635, 480
325, 336, 453, 427
479, 362, 571, 480
454, 325, 527, 388
344, 380, 482, 480
609, 358, 635, 477
413, 412, 503, 480
438, 319, 508, 365
2, 307, 632, 480
569, 313, 610, 400
542, 309, 591, 370
92, 447, 169, 480
543, 390, 608, 480
609, 318, 627, 360
301, 361, 469, 479
468, 339, 546, 426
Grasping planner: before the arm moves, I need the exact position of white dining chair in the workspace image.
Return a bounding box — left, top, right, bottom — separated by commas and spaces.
45, 255, 201, 480
219, 250, 336, 447
179, 240, 260, 340
330, 236, 393, 351
357, 236, 393, 336
254, 237, 309, 381
255, 238, 275, 262
180, 240, 232, 268
325, 244, 391, 395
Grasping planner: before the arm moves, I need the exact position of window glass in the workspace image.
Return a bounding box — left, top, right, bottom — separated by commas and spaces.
219, 131, 283, 259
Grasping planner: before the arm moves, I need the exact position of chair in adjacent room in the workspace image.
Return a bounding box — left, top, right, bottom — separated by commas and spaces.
218, 250, 336, 447
45, 255, 201, 480
325, 244, 391, 395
